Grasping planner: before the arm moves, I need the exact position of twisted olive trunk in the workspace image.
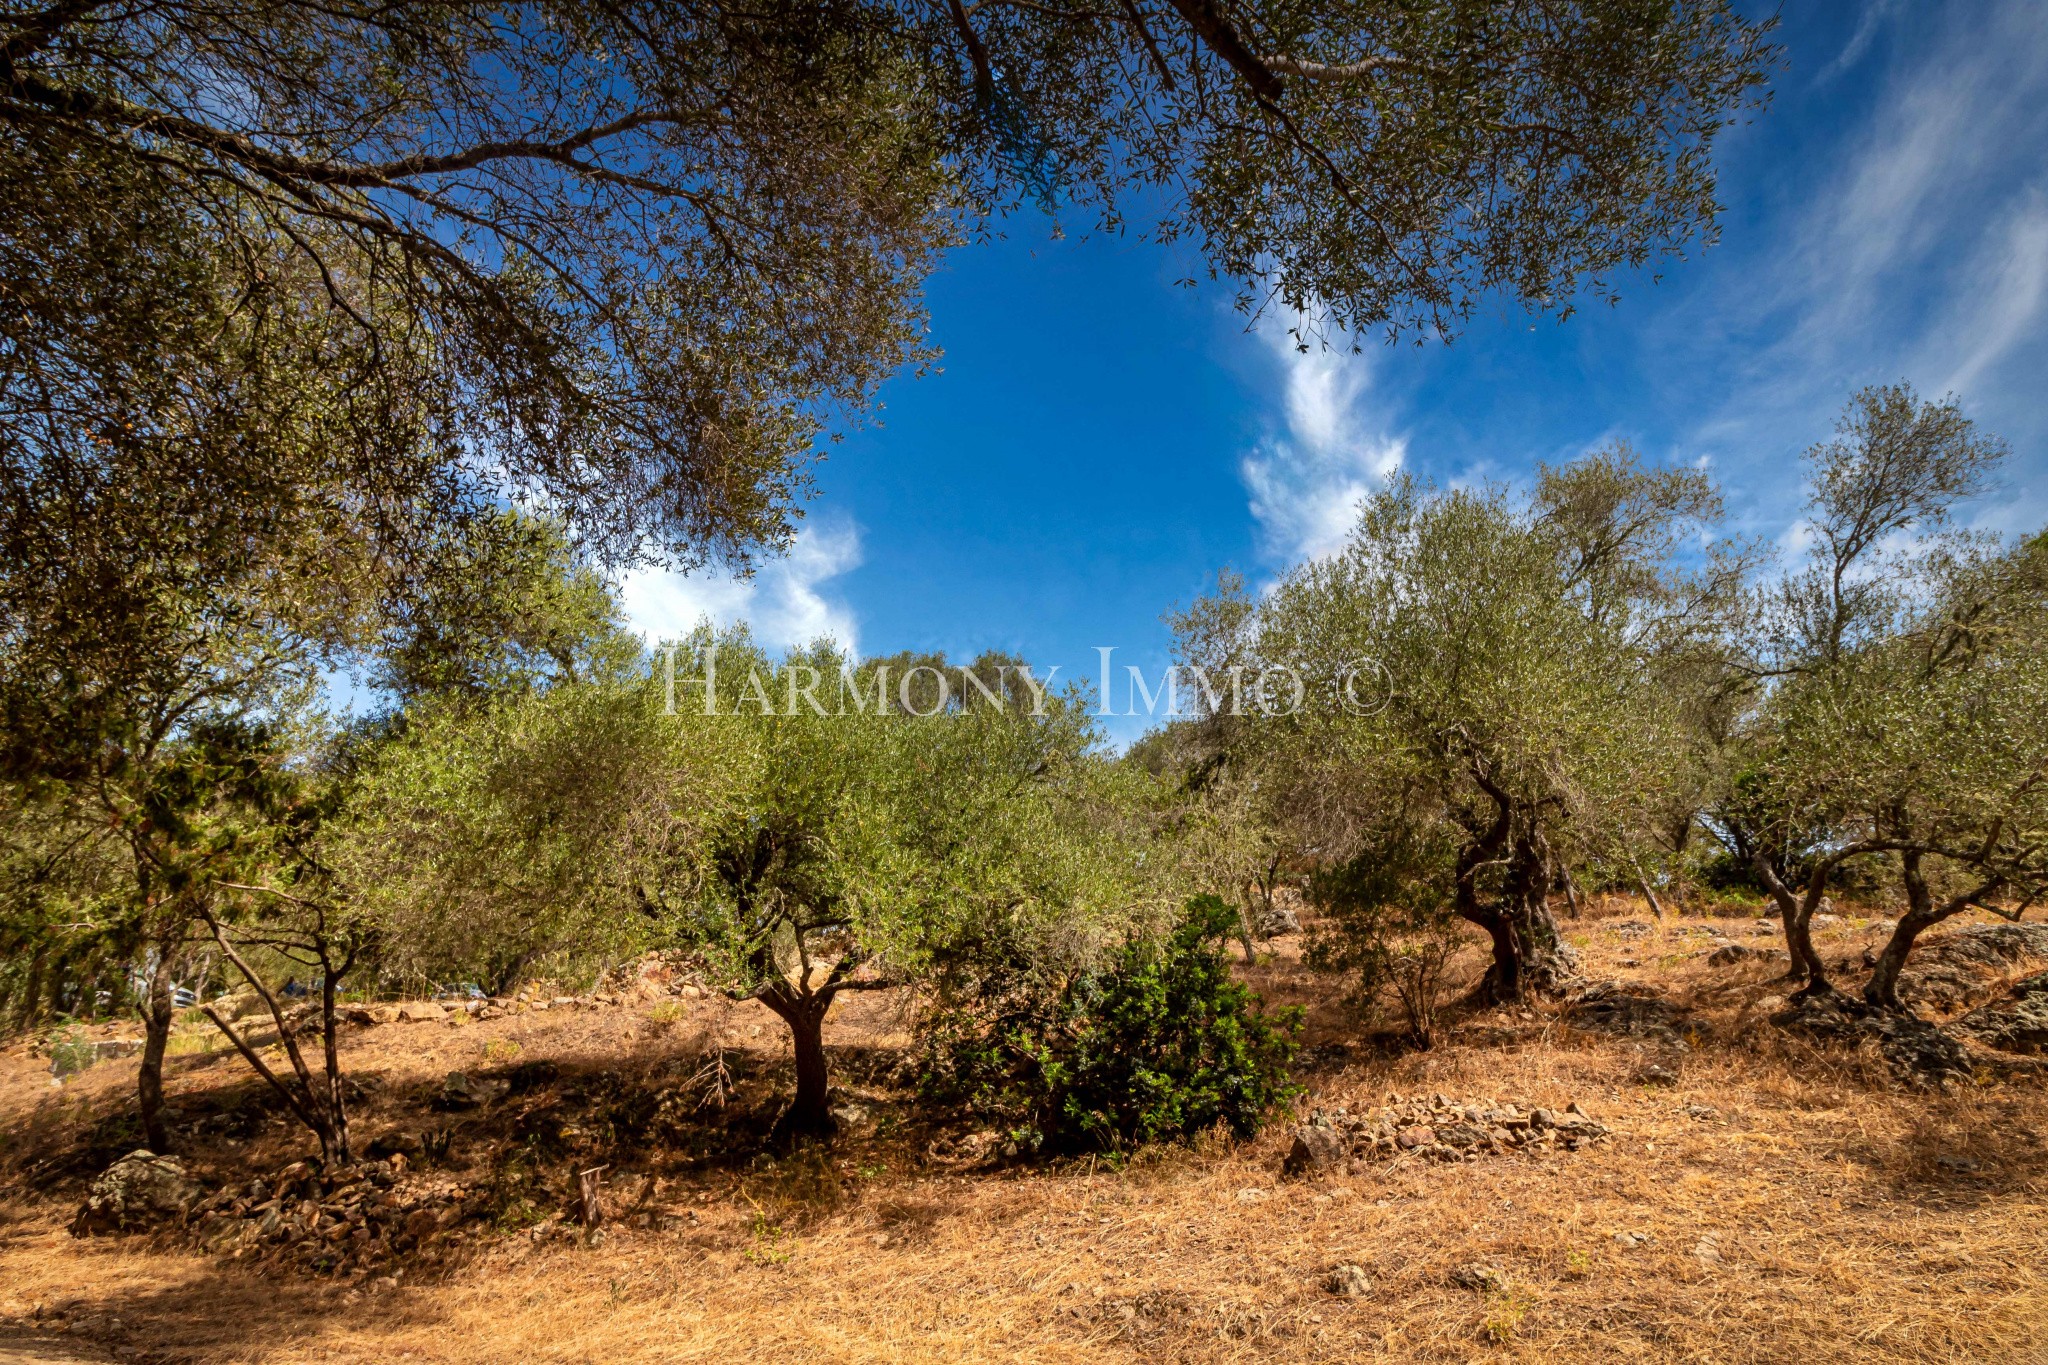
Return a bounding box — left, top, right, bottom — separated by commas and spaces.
1863, 916, 1934, 1012
1781, 905, 1829, 994
1630, 853, 1666, 921
1865, 852, 2003, 1013
762, 989, 835, 1143
1509, 892, 1575, 994
1751, 848, 1831, 996
1505, 831, 1576, 995
1456, 782, 1520, 1002
1466, 910, 1523, 1003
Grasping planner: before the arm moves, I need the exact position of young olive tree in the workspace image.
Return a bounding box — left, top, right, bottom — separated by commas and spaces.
1737, 386, 2047, 1004
327, 516, 690, 994
59, 697, 390, 1166
1147, 573, 1307, 962
652, 638, 1152, 1141
1244, 450, 1741, 1003
71, 681, 330, 1153
196, 882, 372, 1172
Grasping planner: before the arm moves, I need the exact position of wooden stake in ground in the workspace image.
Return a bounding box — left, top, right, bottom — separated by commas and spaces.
579, 1166, 608, 1229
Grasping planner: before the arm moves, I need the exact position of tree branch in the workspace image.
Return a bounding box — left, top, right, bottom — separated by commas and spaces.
1262, 53, 1447, 83
1117, 0, 1178, 92
0, 0, 97, 66
4, 68, 704, 190
1162, 0, 1282, 100
200, 1003, 322, 1134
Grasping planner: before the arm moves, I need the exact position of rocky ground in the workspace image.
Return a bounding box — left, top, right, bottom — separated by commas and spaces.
3, 903, 2046, 1363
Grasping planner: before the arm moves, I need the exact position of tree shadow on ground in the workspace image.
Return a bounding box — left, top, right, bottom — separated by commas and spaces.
1857, 1095, 2048, 1209
9, 1246, 446, 1364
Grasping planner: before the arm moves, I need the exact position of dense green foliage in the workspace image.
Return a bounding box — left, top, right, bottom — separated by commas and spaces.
0, 0, 1791, 1158
1173, 449, 1745, 1004
24, 1, 2048, 1193
4, 1, 1775, 584
923, 896, 1302, 1153
6, 382, 2045, 1165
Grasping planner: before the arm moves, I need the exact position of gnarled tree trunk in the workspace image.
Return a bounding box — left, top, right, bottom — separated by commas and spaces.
1465, 908, 1523, 1003
1457, 783, 1578, 1002
1457, 774, 1520, 1002
761, 987, 836, 1143
1864, 852, 2004, 1013
1751, 847, 1831, 996
1509, 891, 1577, 994
1505, 830, 1577, 994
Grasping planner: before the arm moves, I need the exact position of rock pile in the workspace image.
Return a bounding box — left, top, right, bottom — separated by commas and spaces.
1708, 942, 1786, 968
181, 1157, 480, 1276
1563, 980, 1689, 1046
1900, 924, 2048, 1014
70, 1150, 201, 1234
1449, 1262, 1508, 1292
1770, 993, 1974, 1086
1953, 970, 2048, 1055
1284, 1094, 1610, 1174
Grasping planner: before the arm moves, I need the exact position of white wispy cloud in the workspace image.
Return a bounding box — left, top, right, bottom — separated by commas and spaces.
1772, 2, 2048, 366
1931, 187, 2048, 397
1818, 0, 1905, 82
1239, 322, 1406, 564
619, 516, 864, 654
1674, 0, 2048, 539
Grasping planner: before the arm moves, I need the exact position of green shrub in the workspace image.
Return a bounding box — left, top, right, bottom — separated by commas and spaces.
922, 896, 1302, 1154
44, 1022, 97, 1078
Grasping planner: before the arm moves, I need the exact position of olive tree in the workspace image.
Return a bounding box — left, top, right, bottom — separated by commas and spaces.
1240, 450, 1741, 1002
335, 665, 733, 997
1737, 386, 2046, 1004
197, 863, 378, 1172
654, 639, 1159, 1140
1850, 543, 2048, 1010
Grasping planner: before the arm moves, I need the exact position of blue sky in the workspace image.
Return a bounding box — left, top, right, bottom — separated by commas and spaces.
622, 1, 2048, 743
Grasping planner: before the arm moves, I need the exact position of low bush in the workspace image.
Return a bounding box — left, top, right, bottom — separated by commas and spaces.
921, 896, 1301, 1154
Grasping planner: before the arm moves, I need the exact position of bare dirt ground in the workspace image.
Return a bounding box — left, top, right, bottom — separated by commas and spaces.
3, 903, 2046, 1364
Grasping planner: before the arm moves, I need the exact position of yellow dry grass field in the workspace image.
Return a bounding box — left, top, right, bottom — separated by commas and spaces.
3, 906, 2046, 1364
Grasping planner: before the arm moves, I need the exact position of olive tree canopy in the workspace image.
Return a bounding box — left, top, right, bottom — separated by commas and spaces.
1736, 386, 2048, 1007
4, 0, 1775, 566
1223, 449, 1743, 1002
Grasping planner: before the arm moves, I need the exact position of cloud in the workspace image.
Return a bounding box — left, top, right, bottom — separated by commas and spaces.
1670, 0, 2048, 537
1774, 4, 2048, 360
1239, 322, 1406, 563
619, 516, 864, 654
1817, 0, 1904, 83
1778, 517, 1815, 567
1933, 187, 2048, 396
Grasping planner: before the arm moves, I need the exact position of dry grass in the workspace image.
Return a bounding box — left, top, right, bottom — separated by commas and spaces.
4, 905, 2047, 1364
